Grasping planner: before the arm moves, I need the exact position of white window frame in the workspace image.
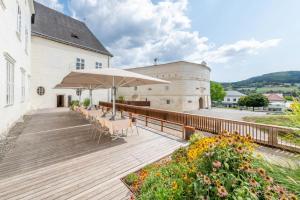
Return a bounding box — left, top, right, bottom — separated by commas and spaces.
21, 68, 25, 102
4, 53, 16, 106
76, 58, 85, 70
95, 62, 102, 69
16, 4, 22, 40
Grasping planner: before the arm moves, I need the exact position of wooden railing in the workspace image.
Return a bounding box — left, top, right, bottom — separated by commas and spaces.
99, 102, 300, 153
115, 100, 150, 106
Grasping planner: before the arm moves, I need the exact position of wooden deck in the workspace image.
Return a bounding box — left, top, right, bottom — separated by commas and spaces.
0, 109, 186, 199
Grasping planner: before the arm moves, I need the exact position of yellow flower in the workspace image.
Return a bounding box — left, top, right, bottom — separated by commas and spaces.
172, 181, 178, 190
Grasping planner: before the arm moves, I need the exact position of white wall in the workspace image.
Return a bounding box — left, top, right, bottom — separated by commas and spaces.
118, 61, 211, 112
30, 36, 110, 109
0, 0, 33, 137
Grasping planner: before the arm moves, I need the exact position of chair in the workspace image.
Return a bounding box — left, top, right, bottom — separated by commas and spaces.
128, 113, 139, 135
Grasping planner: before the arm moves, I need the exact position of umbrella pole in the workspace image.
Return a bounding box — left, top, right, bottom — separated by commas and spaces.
89, 89, 93, 108
112, 76, 116, 120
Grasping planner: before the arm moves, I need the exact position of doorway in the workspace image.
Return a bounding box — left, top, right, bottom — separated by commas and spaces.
57, 95, 65, 107
199, 97, 204, 109
67, 95, 72, 107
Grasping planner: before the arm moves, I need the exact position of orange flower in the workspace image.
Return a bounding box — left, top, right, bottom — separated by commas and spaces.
217, 186, 228, 197
203, 175, 211, 185
264, 176, 273, 183
257, 168, 266, 177
212, 160, 222, 169
249, 178, 259, 187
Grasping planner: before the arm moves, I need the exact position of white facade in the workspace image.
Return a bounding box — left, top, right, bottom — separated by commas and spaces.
0, 0, 34, 137
222, 91, 245, 106
118, 61, 211, 112
30, 36, 110, 109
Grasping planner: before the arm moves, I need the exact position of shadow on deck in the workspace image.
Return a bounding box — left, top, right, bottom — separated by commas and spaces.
0, 109, 186, 199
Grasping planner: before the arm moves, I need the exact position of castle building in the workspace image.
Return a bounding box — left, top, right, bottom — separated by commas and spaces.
118, 61, 211, 112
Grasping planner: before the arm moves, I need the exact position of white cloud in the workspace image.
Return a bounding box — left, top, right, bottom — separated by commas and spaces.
36, 0, 64, 12
67, 0, 281, 67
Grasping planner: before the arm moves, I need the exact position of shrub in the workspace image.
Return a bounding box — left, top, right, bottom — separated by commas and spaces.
124, 132, 298, 199
189, 132, 204, 144
83, 98, 90, 108
70, 100, 79, 110
125, 173, 138, 185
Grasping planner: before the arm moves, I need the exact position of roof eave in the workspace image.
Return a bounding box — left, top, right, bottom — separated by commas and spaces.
32, 31, 113, 57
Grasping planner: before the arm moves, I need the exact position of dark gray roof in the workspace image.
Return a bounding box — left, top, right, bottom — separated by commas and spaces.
225, 90, 246, 97
32, 1, 112, 56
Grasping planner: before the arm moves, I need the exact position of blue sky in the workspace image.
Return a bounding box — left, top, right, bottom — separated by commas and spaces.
37, 0, 300, 82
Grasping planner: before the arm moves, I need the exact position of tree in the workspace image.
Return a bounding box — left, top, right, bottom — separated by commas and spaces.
238, 93, 269, 111
210, 81, 226, 102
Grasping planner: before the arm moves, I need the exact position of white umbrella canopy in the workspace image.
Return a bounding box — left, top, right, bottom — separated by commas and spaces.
57, 68, 170, 119
59, 68, 169, 88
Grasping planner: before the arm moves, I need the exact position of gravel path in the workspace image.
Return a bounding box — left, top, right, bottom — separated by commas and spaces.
188, 108, 267, 121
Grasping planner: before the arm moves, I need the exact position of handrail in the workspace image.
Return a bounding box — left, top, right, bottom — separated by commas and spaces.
99, 101, 300, 153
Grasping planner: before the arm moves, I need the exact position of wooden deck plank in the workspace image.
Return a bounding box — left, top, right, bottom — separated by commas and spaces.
0, 109, 186, 199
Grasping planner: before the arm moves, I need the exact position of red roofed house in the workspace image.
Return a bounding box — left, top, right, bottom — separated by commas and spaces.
264, 93, 286, 112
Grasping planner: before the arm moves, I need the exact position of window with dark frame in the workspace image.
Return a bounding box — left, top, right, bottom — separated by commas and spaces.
76, 58, 85, 70
37, 86, 45, 96
95, 62, 102, 69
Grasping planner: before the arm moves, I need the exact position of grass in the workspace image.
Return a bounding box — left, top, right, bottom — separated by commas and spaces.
253, 159, 300, 196
243, 115, 300, 129
256, 86, 300, 93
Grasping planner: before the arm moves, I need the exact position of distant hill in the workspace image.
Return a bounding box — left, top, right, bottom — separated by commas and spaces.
223, 71, 300, 88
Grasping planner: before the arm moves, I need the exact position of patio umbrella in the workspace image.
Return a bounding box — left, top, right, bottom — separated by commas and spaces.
57, 68, 170, 119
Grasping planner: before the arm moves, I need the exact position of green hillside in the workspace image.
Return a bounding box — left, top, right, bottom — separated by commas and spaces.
221, 71, 300, 96
223, 71, 300, 88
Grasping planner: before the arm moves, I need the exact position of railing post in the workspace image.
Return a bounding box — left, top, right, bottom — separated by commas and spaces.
268, 127, 278, 146
161, 121, 163, 132
145, 116, 148, 127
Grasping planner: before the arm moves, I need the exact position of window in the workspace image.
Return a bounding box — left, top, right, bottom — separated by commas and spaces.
233, 98, 237, 102
148, 88, 152, 91
76, 89, 82, 96
21, 69, 25, 102
25, 28, 28, 53
188, 100, 192, 103
95, 62, 102, 69
5, 54, 15, 106
76, 58, 85, 70
227, 98, 230, 102
16, 4, 21, 38
37, 87, 45, 96
166, 99, 170, 104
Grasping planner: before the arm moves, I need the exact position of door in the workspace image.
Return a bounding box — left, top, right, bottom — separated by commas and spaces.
199, 97, 204, 109
67, 95, 72, 107
57, 95, 65, 107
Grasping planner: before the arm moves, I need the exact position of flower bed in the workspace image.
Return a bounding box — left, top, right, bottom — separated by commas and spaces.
122, 132, 298, 199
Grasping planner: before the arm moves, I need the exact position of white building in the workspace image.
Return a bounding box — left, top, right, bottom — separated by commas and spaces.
118, 61, 211, 112
222, 90, 245, 107
30, 2, 112, 109
0, 0, 35, 137
0, 1, 112, 137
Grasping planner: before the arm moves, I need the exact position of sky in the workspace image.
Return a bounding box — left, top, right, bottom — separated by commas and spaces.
36, 0, 300, 82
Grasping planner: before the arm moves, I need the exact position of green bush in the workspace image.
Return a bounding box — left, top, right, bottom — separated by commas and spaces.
83, 98, 90, 108
124, 134, 298, 199
189, 132, 204, 144
125, 173, 138, 185
70, 100, 80, 110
